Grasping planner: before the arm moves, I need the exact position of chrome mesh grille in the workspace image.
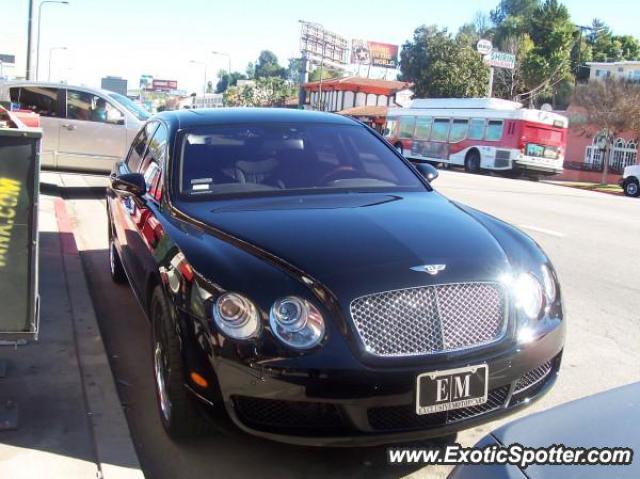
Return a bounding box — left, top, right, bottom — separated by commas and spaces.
514, 360, 553, 394
350, 283, 506, 357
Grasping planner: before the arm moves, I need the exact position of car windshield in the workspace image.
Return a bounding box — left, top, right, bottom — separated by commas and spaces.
178, 124, 426, 198
107, 92, 150, 121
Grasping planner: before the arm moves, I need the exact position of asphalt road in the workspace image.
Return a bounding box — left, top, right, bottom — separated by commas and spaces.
52, 170, 640, 479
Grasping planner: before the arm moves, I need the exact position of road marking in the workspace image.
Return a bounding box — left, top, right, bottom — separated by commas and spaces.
517, 224, 566, 238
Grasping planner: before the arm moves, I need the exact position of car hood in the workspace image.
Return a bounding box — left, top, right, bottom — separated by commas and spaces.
177, 191, 513, 300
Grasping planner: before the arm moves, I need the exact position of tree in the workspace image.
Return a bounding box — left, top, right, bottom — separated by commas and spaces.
215, 70, 247, 93
308, 65, 344, 82
400, 25, 489, 98
492, 34, 534, 99
286, 58, 304, 84
254, 50, 286, 79
490, 0, 540, 26
519, 0, 575, 104
573, 79, 640, 183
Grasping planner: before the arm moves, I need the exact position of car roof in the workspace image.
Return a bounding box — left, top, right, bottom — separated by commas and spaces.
0, 80, 119, 98
152, 108, 359, 129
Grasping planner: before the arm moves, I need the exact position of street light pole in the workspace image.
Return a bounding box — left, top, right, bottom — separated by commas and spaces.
48, 46, 66, 81
36, 0, 69, 81
211, 51, 231, 76
26, 0, 35, 79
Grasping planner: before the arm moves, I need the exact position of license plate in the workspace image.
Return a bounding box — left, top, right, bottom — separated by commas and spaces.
416, 365, 488, 415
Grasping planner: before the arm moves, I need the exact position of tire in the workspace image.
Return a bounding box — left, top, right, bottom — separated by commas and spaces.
623, 178, 640, 197
150, 286, 214, 438
464, 150, 481, 174
108, 221, 127, 284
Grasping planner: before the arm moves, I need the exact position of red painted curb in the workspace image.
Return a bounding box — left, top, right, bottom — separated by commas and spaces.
54, 197, 79, 256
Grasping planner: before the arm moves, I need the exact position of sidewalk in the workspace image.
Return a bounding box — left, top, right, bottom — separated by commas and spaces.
0, 177, 143, 478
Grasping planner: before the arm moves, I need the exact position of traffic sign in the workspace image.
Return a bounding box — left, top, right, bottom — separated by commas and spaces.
484, 50, 516, 69
476, 39, 493, 56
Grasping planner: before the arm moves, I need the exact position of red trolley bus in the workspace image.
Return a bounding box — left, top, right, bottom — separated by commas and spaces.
383, 98, 569, 176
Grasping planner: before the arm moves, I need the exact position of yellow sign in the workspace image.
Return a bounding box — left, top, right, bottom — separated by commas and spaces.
0, 177, 21, 268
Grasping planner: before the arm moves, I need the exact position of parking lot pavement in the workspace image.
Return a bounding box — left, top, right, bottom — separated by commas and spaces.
54, 170, 640, 479
0, 181, 143, 479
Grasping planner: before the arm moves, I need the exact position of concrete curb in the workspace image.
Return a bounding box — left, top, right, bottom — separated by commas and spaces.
54, 197, 144, 479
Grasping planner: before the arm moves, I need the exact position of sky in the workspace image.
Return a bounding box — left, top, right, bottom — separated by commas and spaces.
2, 0, 640, 93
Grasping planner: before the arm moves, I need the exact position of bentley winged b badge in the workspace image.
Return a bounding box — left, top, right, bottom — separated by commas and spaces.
410, 264, 447, 275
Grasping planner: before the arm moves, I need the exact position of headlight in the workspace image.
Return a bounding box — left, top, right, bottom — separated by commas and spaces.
541, 264, 557, 303
213, 292, 260, 339
270, 297, 325, 350
514, 273, 543, 320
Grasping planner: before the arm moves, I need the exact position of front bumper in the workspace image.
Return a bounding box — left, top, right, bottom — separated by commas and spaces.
210, 321, 565, 446
514, 156, 563, 175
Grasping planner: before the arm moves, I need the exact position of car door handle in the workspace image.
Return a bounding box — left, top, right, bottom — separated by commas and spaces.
61, 124, 77, 131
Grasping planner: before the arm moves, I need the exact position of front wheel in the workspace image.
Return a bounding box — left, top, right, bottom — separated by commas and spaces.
150, 286, 214, 439
623, 179, 640, 197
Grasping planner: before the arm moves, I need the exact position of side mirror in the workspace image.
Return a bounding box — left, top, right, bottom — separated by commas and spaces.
111, 172, 146, 196
414, 162, 439, 182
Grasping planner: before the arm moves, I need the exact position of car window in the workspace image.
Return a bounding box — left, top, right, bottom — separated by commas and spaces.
398, 116, 416, 139
449, 119, 468, 142
143, 161, 162, 200
414, 116, 432, 140
9, 86, 61, 117
468, 118, 485, 140
141, 124, 168, 200
107, 92, 150, 121
127, 122, 158, 172
66, 89, 125, 124
485, 120, 504, 141
430, 119, 450, 142
178, 124, 425, 198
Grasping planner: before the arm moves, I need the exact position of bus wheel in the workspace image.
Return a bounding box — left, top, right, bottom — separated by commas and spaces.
394, 143, 403, 155
464, 150, 481, 174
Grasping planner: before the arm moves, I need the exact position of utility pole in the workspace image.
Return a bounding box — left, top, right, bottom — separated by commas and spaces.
26, 0, 35, 79
487, 67, 494, 97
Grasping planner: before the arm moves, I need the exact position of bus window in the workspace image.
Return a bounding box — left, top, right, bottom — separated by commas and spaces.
399, 116, 416, 139
485, 120, 504, 141
431, 119, 450, 142
468, 119, 485, 140
449, 119, 468, 142
384, 118, 398, 138
414, 116, 432, 140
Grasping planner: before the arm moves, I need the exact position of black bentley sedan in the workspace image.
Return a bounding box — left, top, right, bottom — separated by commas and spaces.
106, 108, 565, 446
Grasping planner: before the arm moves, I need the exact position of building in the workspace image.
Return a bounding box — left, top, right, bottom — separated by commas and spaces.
302, 76, 412, 112
100, 76, 128, 96
586, 61, 640, 82
558, 105, 638, 183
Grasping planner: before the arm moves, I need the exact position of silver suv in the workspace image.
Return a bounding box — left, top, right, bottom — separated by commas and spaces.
0, 81, 149, 173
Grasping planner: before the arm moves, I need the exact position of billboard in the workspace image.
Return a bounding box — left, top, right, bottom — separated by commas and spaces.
0, 54, 16, 64
101, 76, 128, 96
484, 50, 516, 69
151, 79, 178, 92
351, 40, 399, 67
299, 21, 350, 65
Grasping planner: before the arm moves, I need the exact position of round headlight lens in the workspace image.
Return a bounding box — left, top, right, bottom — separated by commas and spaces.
213, 292, 260, 339
541, 265, 557, 303
514, 273, 544, 320
270, 297, 325, 349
